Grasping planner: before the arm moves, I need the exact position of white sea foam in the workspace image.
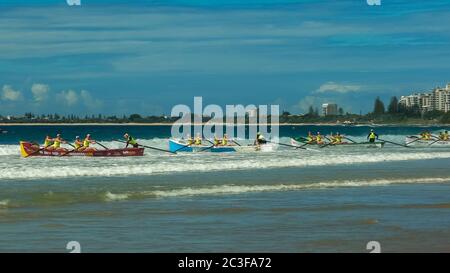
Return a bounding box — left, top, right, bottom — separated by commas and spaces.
148, 177, 450, 198
1, 150, 450, 180
0, 199, 10, 208
104, 191, 129, 201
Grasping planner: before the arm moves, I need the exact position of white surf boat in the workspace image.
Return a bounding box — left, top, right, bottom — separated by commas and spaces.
405, 136, 450, 147
169, 139, 276, 153
290, 138, 384, 149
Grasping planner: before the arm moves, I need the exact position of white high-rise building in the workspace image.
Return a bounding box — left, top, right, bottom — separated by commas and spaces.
322, 103, 338, 116
399, 83, 450, 113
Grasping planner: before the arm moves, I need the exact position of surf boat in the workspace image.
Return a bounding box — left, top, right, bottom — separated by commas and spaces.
20, 141, 145, 157
290, 138, 385, 148
168, 139, 276, 153
405, 136, 450, 147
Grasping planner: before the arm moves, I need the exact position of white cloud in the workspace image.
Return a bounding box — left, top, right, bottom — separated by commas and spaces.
31, 83, 50, 102
1, 85, 22, 101
57, 90, 78, 106
80, 90, 103, 109
316, 82, 362, 94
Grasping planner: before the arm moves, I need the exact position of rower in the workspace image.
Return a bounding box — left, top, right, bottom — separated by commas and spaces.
74, 136, 84, 150
124, 133, 139, 148
213, 135, 220, 146
186, 134, 194, 145
49, 134, 67, 151
222, 134, 228, 146
43, 135, 54, 149
367, 129, 379, 143
334, 132, 343, 144
306, 132, 315, 143
440, 131, 449, 141
255, 132, 267, 145
444, 131, 449, 141
316, 132, 324, 145
194, 133, 202, 145
80, 134, 96, 151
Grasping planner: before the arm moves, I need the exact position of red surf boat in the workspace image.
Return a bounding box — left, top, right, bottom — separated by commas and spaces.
20, 141, 144, 157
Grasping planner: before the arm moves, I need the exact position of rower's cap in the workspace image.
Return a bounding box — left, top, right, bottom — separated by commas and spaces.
76, 136, 80, 139
57, 133, 61, 137
87, 134, 91, 137
371, 129, 374, 132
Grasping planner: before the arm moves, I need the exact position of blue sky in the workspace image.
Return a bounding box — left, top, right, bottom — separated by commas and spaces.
1, 0, 449, 116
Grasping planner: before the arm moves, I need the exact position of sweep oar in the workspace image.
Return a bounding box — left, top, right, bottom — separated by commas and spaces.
378, 138, 410, 148
232, 140, 242, 146
114, 139, 176, 154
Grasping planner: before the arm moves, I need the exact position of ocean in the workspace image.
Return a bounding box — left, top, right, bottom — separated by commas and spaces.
0, 125, 450, 252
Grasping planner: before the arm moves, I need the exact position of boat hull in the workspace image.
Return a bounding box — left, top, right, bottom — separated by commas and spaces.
168, 139, 275, 153
290, 138, 384, 148
20, 141, 144, 157
405, 136, 450, 147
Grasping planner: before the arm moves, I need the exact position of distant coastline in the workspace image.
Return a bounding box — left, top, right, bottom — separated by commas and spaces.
0, 122, 448, 127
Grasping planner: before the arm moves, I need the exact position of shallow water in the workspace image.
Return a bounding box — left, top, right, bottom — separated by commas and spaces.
0, 125, 449, 252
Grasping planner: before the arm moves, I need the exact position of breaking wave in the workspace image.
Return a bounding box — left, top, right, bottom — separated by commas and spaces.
1, 150, 450, 180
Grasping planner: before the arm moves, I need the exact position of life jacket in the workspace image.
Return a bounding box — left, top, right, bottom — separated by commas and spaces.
214, 137, 219, 146
128, 136, 137, 145
369, 132, 376, 140
44, 138, 53, 147
222, 137, 228, 146
74, 140, 83, 149
316, 135, 322, 142
53, 138, 61, 148
83, 138, 90, 148
194, 137, 202, 145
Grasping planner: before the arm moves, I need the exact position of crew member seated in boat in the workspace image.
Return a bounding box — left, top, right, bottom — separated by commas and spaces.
43, 135, 54, 149
367, 129, 379, 143
48, 134, 67, 151
74, 136, 84, 150
79, 134, 96, 151
439, 131, 449, 141
421, 131, 432, 140
255, 132, 267, 145
186, 134, 194, 145
194, 134, 202, 145
213, 135, 220, 146
316, 132, 324, 145
306, 132, 315, 143
124, 133, 139, 148
332, 133, 343, 144
222, 134, 229, 146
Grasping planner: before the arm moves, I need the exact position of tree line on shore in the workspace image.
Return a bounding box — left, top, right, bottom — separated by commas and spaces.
2, 96, 450, 124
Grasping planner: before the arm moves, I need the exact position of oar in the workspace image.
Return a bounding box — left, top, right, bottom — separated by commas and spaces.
266, 140, 308, 150
95, 141, 109, 150
343, 136, 357, 144
378, 138, 410, 148
114, 139, 176, 154
405, 137, 421, 146
199, 139, 215, 152
24, 146, 47, 158
428, 138, 441, 147
232, 140, 241, 146
173, 141, 193, 153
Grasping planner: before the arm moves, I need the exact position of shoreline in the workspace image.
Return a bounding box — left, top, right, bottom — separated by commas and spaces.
0, 122, 447, 127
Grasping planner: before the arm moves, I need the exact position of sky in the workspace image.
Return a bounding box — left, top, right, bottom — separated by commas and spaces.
0, 0, 449, 116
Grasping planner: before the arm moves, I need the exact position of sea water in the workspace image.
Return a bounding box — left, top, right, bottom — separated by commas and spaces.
0, 125, 449, 252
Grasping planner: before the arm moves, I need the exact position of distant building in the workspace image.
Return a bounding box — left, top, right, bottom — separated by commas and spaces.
399, 83, 450, 113
322, 103, 338, 116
